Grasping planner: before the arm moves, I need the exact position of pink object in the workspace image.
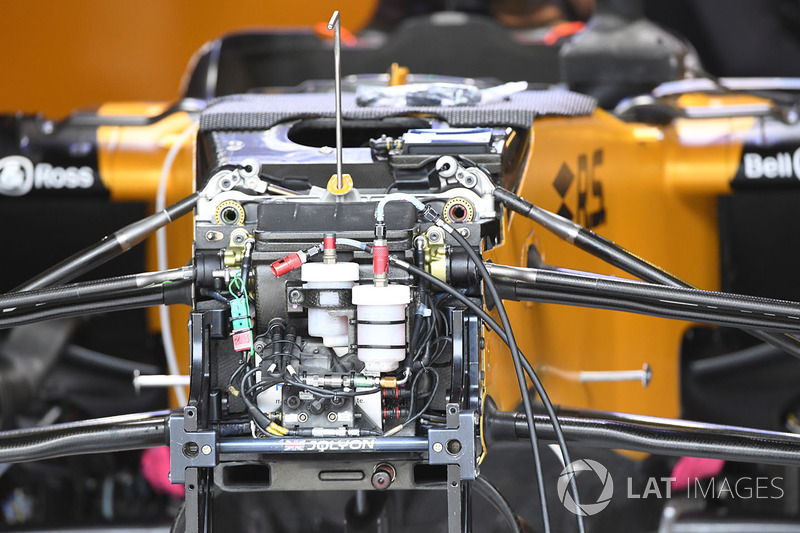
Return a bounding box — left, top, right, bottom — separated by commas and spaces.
141, 446, 185, 498
671, 457, 725, 490
232, 331, 252, 352
372, 245, 389, 276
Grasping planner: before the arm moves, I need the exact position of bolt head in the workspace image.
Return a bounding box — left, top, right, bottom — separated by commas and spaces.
432, 442, 443, 453
371, 471, 392, 490
201, 445, 212, 456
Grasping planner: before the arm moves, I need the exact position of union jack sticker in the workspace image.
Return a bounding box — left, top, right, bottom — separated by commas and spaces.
283, 439, 306, 451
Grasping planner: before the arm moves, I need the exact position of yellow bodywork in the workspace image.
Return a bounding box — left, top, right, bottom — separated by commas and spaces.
485, 105, 754, 417
97, 102, 197, 404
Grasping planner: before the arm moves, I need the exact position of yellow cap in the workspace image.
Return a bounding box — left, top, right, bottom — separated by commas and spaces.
389, 63, 409, 86
327, 173, 354, 195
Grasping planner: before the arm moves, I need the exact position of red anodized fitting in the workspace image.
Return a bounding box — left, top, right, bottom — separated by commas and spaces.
270, 252, 304, 277
373, 245, 389, 276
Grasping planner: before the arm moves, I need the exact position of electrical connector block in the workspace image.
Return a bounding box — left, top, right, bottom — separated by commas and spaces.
230, 297, 252, 331
230, 296, 253, 351
232, 331, 253, 352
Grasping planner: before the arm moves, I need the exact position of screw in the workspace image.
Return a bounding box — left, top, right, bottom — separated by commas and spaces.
371, 464, 395, 491
432, 442, 443, 453
201, 445, 212, 456
233, 233, 245, 244
327, 412, 338, 422
254, 341, 265, 353
289, 290, 304, 304
428, 230, 442, 243
206, 231, 223, 242
371, 470, 392, 490
458, 228, 471, 238
298, 413, 308, 423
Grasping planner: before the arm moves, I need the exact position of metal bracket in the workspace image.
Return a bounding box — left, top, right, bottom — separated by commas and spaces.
169, 413, 218, 484
427, 404, 478, 480
286, 286, 355, 311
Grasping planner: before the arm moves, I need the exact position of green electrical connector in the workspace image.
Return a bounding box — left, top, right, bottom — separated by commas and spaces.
230, 297, 252, 332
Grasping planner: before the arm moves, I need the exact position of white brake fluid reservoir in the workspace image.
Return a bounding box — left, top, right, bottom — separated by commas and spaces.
351, 284, 411, 374
301, 262, 359, 356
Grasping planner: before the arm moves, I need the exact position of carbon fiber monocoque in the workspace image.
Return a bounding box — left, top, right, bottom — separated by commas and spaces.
199, 90, 597, 132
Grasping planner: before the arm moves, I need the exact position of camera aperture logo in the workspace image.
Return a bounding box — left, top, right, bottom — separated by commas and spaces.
557, 458, 784, 517
557, 459, 614, 516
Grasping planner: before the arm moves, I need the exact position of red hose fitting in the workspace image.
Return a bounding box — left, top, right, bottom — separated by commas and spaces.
373, 245, 389, 276
270, 252, 304, 277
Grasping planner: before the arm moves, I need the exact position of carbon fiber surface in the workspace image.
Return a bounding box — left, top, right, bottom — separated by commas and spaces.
199, 90, 597, 132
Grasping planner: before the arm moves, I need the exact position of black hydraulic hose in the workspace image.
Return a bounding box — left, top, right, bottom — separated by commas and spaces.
0, 411, 169, 463
14, 192, 199, 292
1, 267, 194, 311
388, 254, 584, 533
442, 224, 558, 533
500, 281, 800, 334
473, 476, 524, 533
63, 344, 161, 376
0, 281, 191, 330
493, 186, 800, 360
484, 400, 800, 467
691, 343, 788, 378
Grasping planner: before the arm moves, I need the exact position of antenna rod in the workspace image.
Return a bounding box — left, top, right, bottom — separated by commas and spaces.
327, 10, 343, 190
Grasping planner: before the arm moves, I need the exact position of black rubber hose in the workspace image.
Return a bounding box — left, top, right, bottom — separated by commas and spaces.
0, 267, 193, 311
484, 401, 800, 467
444, 226, 558, 533
14, 192, 199, 292
0, 411, 169, 463
473, 476, 525, 533
493, 186, 800, 360
690, 343, 788, 378
504, 283, 800, 334
388, 254, 584, 533
63, 344, 161, 376
0, 281, 191, 330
